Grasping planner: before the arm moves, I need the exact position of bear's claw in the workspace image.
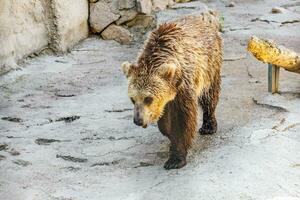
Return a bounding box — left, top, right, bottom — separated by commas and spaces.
164, 156, 186, 170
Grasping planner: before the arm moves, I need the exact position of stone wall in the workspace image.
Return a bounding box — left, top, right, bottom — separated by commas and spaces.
0, 0, 89, 75
89, 0, 175, 44
0, 0, 191, 75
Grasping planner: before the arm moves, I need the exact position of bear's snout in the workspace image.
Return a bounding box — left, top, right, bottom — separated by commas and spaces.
133, 116, 143, 126
133, 106, 145, 127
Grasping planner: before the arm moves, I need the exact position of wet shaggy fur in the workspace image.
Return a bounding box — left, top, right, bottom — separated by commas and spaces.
122, 11, 223, 169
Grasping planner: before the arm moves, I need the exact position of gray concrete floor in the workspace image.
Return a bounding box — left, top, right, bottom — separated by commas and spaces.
0, 0, 300, 200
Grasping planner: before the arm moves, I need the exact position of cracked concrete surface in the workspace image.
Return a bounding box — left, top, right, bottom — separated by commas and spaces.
0, 0, 300, 200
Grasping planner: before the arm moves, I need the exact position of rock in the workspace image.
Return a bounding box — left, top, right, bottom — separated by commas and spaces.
152, 0, 174, 11
89, 0, 98, 2
89, 2, 120, 33
101, 24, 133, 45
118, 0, 136, 9
126, 14, 156, 29
136, 0, 152, 15
116, 9, 138, 25
271, 7, 285, 14
226, 1, 235, 7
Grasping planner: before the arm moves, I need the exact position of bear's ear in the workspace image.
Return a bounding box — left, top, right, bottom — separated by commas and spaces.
159, 63, 177, 79
121, 61, 134, 78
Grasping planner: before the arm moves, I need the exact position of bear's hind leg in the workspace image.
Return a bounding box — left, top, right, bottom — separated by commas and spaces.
199, 77, 220, 135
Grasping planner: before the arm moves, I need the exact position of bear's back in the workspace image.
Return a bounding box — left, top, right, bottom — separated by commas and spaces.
174, 12, 221, 51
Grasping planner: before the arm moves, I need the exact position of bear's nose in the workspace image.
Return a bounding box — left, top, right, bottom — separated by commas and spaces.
133, 116, 143, 126
133, 105, 144, 126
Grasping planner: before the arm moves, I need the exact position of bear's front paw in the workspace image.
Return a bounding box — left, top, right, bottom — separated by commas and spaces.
199, 120, 217, 135
199, 126, 217, 135
164, 156, 186, 170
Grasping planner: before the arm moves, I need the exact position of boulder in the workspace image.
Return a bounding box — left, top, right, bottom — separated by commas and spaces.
126, 14, 156, 29
101, 24, 133, 44
118, 0, 136, 9
89, 1, 120, 33
116, 10, 138, 25
136, 0, 152, 15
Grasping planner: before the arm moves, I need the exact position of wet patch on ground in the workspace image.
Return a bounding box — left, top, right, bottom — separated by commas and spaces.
0, 155, 6, 161
134, 162, 155, 168
12, 159, 32, 167
55, 116, 81, 123
81, 136, 136, 141
1, 117, 23, 123
90, 159, 123, 167
56, 155, 88, 163
35, 138, 62, 145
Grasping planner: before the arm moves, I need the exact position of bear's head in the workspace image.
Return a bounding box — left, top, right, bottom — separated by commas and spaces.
122, 61, 179, 128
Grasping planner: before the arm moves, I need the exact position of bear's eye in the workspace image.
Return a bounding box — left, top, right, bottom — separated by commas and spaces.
144, 96, 153, 105
130, 97, 135, 104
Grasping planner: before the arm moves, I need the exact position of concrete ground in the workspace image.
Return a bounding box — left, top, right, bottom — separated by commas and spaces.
0, 0, 300, 200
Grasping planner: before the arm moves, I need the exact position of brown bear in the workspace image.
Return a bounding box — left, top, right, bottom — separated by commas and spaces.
121, 11, 223, 170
